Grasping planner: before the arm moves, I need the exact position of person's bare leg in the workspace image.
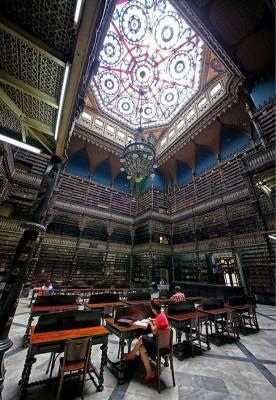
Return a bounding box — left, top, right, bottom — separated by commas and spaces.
123, 337, 143, 359
140, 346, 152, 374
140, 345, 155, 383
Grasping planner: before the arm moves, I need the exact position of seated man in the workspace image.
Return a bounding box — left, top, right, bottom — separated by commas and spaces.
169, 286, 186, 303
41, 280, 54, 295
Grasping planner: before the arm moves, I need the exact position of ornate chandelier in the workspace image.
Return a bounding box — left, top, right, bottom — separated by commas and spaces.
120, 94, 157, 183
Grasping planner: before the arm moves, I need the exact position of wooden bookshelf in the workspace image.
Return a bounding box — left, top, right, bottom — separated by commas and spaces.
0, 229, 22, 295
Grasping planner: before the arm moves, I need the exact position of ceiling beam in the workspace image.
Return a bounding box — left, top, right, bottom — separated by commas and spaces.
0, 87, 54, 136
0, 87, 24, 118
0, 70, 58, 108
27, 127, 53, 153
0, 18, 66, 67
55, 0, 103, 158
24, 117, 53, 136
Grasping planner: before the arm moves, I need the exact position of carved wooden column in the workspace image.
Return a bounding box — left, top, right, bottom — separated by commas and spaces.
148, 220, 153, 284
240, 158, 275, 287
170, 223, 175, 282
0, 155, 62, 395
26, 217, 51, 281
246, 102, 266, 146
129, 228, 135, 285
191, 169, 198, 265
0, 150, 11, 205
103, 223, 114, 279
69, 215, 86, 281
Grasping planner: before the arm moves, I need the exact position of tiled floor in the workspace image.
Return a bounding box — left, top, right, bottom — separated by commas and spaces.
2, 299, 276, 400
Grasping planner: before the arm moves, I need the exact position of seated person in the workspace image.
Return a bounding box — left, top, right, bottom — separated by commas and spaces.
122, 300, 170, 383
169, 285, 186, 303
41, 280, 54, 294
160, 278, 166, 285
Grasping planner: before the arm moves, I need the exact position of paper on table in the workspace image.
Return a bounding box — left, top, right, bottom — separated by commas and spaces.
133, 318, 150, 328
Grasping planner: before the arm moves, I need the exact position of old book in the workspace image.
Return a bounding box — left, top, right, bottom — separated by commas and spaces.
117, 318, 133, 327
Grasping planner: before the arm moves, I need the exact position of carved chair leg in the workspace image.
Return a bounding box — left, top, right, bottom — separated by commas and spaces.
56, 368, 64, 400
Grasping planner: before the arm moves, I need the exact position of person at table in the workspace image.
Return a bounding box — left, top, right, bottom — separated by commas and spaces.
169, 285, 186, 302
160, 277, 166, 285
41, 280, 54, 294
122, 300, 170, 383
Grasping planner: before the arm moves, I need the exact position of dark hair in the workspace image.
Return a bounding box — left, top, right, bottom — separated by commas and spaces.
175, 286, 180, 291
151, 300, 161, 313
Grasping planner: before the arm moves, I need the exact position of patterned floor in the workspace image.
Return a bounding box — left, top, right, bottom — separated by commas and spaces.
2, 298, 276, 400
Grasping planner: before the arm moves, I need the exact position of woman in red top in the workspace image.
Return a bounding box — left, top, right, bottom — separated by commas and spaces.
123, 300, 170, 383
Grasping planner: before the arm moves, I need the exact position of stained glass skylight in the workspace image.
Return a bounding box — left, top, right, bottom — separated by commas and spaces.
91, 0, 204, 130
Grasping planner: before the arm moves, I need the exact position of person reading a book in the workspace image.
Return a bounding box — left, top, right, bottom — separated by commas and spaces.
122, 300, 170, 383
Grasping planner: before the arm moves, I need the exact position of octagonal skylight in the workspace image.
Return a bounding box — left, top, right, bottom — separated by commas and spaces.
91, 0, 204, 130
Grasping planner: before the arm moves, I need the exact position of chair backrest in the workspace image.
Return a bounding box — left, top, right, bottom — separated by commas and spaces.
89, 293, 119, 304
64, 338, 92, 363
34, 294, 78, 306
168, 301, 195, 315
156, 329, 173, 352
228, 296, 246, 306
35, 310, 101, 332
127, 291, 151, 301
115, 303, 154, 322
202, 298, 224, 310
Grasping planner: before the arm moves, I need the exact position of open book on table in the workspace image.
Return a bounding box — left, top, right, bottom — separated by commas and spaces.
133, 318, 150, 328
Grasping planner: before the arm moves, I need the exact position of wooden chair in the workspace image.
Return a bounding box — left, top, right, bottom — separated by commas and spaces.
56, 337, 92, 400
216, 311, 240, 340
241, 305, 259, 331
154, 329, 176, 393
46, 307, 80, 378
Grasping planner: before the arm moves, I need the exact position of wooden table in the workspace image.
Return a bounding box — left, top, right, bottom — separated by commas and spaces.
23, 304, 79, 346
85, 301, 126, 320
105, 317, 149, 383
19, 325, 109, 394
186, 296, 206, 304
168, 310, 210, 359
123, 298, 172, 305
85, 301, 125, 310
122, 299, 152, 305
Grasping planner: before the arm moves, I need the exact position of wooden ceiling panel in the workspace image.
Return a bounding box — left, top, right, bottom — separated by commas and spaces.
109, 153, 121, 179
0, 0, 76, 57
86, 142, 110, 171
236, 30, 275, 74
158, 157, 177, 182
175, 141, 196, 168
194, 120, 221, 153
66, 136, 85, 159
220, 99, 251, 134
209, 0, 265, 46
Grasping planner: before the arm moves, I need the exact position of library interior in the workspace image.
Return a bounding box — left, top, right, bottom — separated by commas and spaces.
0, 1, 275, 399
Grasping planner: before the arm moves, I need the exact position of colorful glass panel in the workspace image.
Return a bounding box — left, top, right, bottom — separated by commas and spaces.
91, 0, 204, 129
